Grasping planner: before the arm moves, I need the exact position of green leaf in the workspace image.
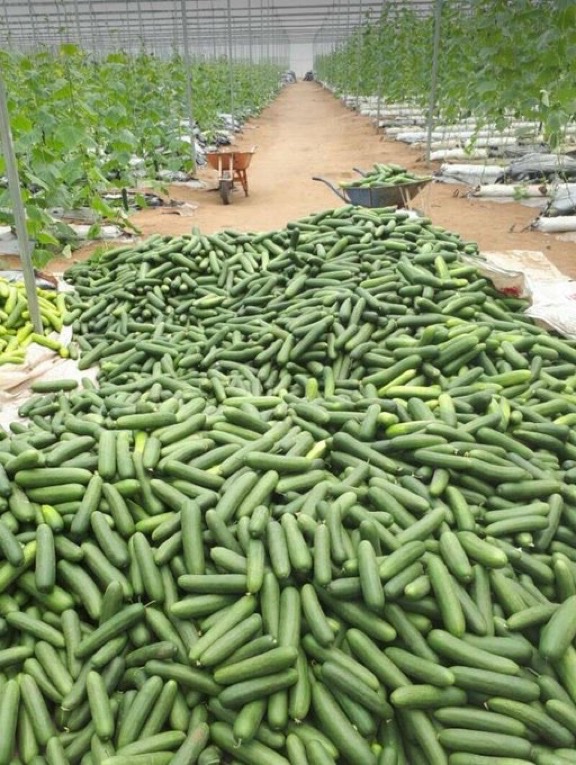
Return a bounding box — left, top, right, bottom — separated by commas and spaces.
54, 124, 86, 150
10, 114, 33, 133
59, 43, 79, 57
87, 223, 102, 240
36, 231, 60, 246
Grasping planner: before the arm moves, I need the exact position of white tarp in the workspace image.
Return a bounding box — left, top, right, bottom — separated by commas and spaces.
0, 335, 98, 430
0, 277, 97, 430
437, 164, 505, 185
466, 249, 576, 338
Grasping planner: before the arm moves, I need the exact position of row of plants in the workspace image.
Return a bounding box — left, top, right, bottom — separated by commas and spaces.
0, 44, 284, 265
315, 0, 576, 146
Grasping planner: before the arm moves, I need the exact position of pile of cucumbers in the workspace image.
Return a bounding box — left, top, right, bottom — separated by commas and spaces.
1, 205, 576, 763
342, 164, 431, 189
0, 277, 68, 367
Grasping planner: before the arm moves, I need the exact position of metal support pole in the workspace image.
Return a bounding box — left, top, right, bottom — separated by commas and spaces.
266, 0, 270, 62
0, 76, 42, 334
2, 3, 13, 51
260, 0, 264, 62
356, 0, 364, 111
226, 0, 235, 134
171, 0, 179, 56
87, 0, 97, 54
180, 0, 197, 171
209, 0, 217, 59
345, 0, 352, 96
376, 3, 385, 132
73, 0, 82, 46
248, 0, 253, 65
136, 0, 145, 50
54, 2, 64, 46
426, 0, 443, 164
27, 0, 39, 50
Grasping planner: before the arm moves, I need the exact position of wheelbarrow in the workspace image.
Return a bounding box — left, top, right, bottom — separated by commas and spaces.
312, 168, 431, 209
206, 147, 255, 205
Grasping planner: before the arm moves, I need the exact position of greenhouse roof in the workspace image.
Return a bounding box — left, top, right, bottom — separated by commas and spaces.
1, 1, 439, 51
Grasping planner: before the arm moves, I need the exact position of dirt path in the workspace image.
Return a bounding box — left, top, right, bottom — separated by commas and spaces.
50, 82, 576, 277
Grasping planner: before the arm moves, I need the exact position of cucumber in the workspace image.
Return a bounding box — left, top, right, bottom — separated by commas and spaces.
19, 673, 56, 746
14, 467, 92, 488
0, 520, 24, 567
181, 500, 205, 576
546, 698, 576, 736
0, 678, 19, 764
210, 721, 290, 765
218, 669, 299, 709
385, 646, 455, 687
311, 682, 377, 765
178, 574, 248, 594
428, 629, 520, 675
70, 474, 103, 539
30, 379, 79, 393
214, 646, 298, 686
357, 539, 385, 611
116, 412, 178, 431
400, 708, 448, 765
116, 730, 187, 757
189, 595, 256, 663
198, 613, 262, 667
6, 612, 64, 648
450, 666, 540, 702
438, 728, 533, 757
390, 684, 467, 709
140, 680, 178, 739
457, 532, 508, 568
282, 513, 313, 574
145, 660, 220, 696
86, 670, 115, 741
540, 594, 576, 661
434, 706, 528, 737
447, 756, 533, 765
379, 541, 426, 580
75, 603, 145, 659
486, 696, 575, 748
34, 641, 73, 696
426, 554, 465, 637
300, 584, 334, 647
321, 661, 392, 716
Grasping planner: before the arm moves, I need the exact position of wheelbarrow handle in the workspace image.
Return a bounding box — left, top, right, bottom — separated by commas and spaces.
312, 176, 349, 203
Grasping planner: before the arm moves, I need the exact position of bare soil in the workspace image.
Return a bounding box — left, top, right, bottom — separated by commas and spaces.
46, 82, 576, 277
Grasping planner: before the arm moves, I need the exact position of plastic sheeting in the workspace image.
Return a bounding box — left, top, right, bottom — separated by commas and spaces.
532, 216, 576, 233
470, 184, 547, 199
545, 183, 576, 216
499, 153, 576, 183
465, 249, 576, 338
436, 163, 504, 185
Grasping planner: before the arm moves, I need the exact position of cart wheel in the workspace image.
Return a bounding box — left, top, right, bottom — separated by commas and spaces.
220, 180, 232, 205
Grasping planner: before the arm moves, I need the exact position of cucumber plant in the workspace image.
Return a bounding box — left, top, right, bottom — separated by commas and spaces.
0, 45, 283, 265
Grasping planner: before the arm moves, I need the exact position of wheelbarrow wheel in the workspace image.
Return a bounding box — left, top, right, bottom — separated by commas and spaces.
220, 180, 232, 205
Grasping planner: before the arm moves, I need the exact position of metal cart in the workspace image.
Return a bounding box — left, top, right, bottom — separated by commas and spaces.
313, 167, 431, 208
206, 148, 256, 205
